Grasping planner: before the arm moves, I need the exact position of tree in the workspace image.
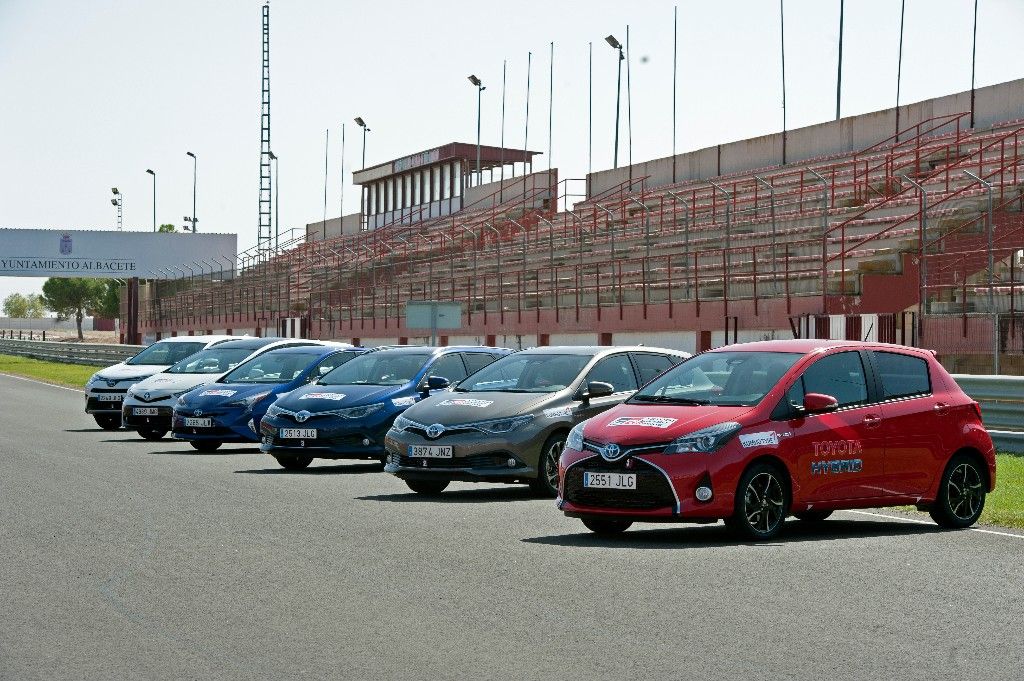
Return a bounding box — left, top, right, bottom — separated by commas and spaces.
157, 223, 176, 233
96, 281, 122, 319
41, 278, 106, 340
2, 293, 45, 318
25, 294, 46, 318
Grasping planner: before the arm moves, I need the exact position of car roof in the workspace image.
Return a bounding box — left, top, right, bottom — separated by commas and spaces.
364, 346, 509, 356
258, 345, 362, 357
156, 335, 234, 344
711, 339, 930, 355
208, 337, 284, 350
514, 345, 689, 357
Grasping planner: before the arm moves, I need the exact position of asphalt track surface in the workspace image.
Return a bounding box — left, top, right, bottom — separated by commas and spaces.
1, 373, 1023, 680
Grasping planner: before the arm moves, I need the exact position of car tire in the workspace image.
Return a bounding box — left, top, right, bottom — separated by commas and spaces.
190, 441, 222, 453
405, 479, 450, 495
529, 432, 566, 498
794, 510, 833, 522
93, 414, 121, 431
137, 428, 167, 441
929, 454, 987, 529
729, 462, 790, 540
581, 517, 632, 536
274, 454, 313, 470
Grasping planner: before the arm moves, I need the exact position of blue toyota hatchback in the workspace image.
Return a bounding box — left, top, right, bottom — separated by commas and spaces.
259, 345, 510, 470
172, 344, 365, 451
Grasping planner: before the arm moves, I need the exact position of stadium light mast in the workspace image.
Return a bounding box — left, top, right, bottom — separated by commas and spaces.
110, 188, 123, 231
145, 169, 156, 232
468, 75, 486, 187
355, 117, 370, 169
185, 151, 197, 233
605, 34, 624, 169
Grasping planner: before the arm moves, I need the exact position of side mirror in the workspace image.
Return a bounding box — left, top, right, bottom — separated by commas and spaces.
422, 375, 450, 393
579, 381, 615, 402
803, 392, 839, 414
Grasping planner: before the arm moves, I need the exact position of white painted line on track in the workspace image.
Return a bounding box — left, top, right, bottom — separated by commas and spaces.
0, 372, 84, 393
841, 509, 1024, 540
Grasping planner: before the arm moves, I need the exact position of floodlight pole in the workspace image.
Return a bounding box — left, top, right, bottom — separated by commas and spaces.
186, 151, 197, 233
146, 169, 156, 231
468, 76, 486, 187
607, 36, 625, 169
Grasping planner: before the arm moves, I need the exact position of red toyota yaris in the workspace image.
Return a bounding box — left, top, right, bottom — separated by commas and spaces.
558, 340, 996, 540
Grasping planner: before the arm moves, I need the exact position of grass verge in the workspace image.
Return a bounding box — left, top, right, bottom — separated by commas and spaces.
0, 353, 95, 389
982, 454, 1024, 529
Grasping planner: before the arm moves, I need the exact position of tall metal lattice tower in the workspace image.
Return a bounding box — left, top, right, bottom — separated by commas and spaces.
257, 2, 273, 258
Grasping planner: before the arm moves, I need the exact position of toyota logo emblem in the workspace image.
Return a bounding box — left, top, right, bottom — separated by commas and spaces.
426, 423, 446, 439
600, 443, 623, 461
143, 392, 151, 400
194, 409, 203, 417
107, 379, 117, 387
296, 410, 311, 423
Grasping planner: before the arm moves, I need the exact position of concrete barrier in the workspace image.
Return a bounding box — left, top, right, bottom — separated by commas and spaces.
953, 374, 1024, 453
0, 339, 142, 367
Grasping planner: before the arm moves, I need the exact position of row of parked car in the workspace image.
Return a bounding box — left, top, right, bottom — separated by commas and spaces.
84, 335, 997, 539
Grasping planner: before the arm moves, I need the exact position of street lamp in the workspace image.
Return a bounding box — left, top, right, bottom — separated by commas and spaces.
185, 151, 197, 233
355, 117, 370, 169
269, 150, 279, 249
145, 169, 156, 232
605, 34, 624, 169
110, 187, 123, 231
468, 75, 486, 187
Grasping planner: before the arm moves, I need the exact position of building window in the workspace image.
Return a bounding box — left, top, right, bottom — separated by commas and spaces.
413, 172, 421, 205
386, 178, 393, 212
395, 175, 403, 210
442, 164, 451, 200
453, 162, 462, 197
432, 166, 440, 201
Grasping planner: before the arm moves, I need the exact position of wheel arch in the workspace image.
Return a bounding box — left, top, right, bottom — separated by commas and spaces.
948, 446, 992, 490
736, 454, 794, 497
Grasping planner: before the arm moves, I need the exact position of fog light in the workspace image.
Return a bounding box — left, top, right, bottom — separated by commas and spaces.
362, 438, 371, 446
507, 458, 517, 468
695, 486, 713, 502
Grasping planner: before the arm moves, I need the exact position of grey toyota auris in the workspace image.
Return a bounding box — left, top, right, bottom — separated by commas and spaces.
383, 345, 689, 496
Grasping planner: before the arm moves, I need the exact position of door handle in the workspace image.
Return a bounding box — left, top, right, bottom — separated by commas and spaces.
934, 402, 950, 415
862, 414, 882, 429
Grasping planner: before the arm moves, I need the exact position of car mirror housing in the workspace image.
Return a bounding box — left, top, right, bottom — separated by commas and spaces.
803, 392, 839, 414
580, 381, 614, 402
422, 375, 450, 394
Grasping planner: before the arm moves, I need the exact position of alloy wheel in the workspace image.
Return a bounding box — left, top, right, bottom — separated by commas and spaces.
947, 462, 984, 521
743, 471, 785, 535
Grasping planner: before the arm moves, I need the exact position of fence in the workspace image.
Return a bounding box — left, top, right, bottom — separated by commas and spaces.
953, 374, 1024, 452
0, 339, 142, 367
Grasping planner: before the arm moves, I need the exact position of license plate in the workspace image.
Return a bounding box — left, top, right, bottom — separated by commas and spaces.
408, 445, 453, 458
184, 417, 212, 428
97, 394, 123, 402
583, 472, 637, 490
281, 428, 317, 439
133, 407, 158, 416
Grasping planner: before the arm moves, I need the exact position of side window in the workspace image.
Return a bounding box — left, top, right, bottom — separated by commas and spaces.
632, 353, 676, 385
427, 353, 468, 383
585, 354, 639, 393
873, 351, 931, 399
798, 351, 869, 408
310, 355, 348, 380
462, 352, 498, 376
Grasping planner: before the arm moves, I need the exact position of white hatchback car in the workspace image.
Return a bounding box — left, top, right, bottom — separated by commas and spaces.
85, 335, 235, 430
121, 337, 346, 440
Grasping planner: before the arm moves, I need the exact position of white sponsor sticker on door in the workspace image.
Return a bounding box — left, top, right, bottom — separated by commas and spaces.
543, 406, 574, 418
300, 392, 346, 401
437, 398, 493, 408
200, 389, 237, 397
738, 431, 780, 448
607, 416, 677, 428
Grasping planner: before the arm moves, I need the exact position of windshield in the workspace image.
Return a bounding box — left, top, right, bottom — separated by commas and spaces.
629, 351, 801, 407
318, 352, 431, 386
221, 351, 349, 384
165, 347, 254, 375
127, 341, 205, 366
455, 353, 592, 393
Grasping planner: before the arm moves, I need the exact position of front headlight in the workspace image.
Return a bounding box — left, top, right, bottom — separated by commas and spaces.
227, 391, 271, 409
176, 394, 188, 406
663, 422, 741, 454
471, 414, 534, 434
566, 422, 585, 451
266, 404, 286, 419
325, 403, 385, 419
87, 373, 100, 386
392, 414, 414, 432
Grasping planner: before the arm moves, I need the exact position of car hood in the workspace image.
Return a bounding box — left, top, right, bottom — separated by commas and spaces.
403, 390, 554, 425
131, 372, 220, 396
95, 362, 167, 382
584, 403, 754, 445
275, 383, 406, 413
179, 382, 282, 409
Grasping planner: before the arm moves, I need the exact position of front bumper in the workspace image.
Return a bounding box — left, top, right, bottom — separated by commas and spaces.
122, 402, 174, 430
383, 426, 546, 483
84, 388, 128, 414
258, 415, 392, 459
172, 407, 258, 443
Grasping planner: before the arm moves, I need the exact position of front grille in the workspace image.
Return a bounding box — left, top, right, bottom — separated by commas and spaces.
398, 453, 508, 469
87, 397, 123, 410
404, 423, 478, 440
563, 457, 677, 511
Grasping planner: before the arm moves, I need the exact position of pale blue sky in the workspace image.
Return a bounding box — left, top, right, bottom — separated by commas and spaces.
2, 0, 1022, 302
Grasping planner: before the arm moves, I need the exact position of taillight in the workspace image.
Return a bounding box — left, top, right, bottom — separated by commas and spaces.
972, 402, 983, 420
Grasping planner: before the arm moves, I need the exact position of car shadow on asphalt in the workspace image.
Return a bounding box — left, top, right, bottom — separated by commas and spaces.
523, 518, 942, 549
147, 447, 263, 456
235, 463, 384, 475
65, 428, 112, 433
357, 486, 542, 504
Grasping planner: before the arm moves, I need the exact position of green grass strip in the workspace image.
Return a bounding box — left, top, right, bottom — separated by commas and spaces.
0, 353, 96, 389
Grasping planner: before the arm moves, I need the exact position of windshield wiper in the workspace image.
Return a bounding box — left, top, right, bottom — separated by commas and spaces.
632, 394, 710, 405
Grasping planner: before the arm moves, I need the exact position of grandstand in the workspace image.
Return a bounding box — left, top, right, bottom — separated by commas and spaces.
135, 78, 1024, 373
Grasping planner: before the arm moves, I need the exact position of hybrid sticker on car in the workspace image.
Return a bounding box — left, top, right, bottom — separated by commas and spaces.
607, 416, 677, 428
811, 440, 863, 474
391, 396, 417, 407
437, 398, 493, 408
738, 431, 779, 448
200, 389, 237, 397
300, 392, 347, 400
543, 406, 574, 418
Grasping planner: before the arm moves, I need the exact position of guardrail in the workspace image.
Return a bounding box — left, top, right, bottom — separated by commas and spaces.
0, 339, 142, 367
953, 374, 1024, 453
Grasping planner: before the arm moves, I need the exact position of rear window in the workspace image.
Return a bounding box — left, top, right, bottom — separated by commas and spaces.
127, 341, 205, 366
873, 351, 931, 400
462, 352, 499, 375
632, 353, 676, 385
